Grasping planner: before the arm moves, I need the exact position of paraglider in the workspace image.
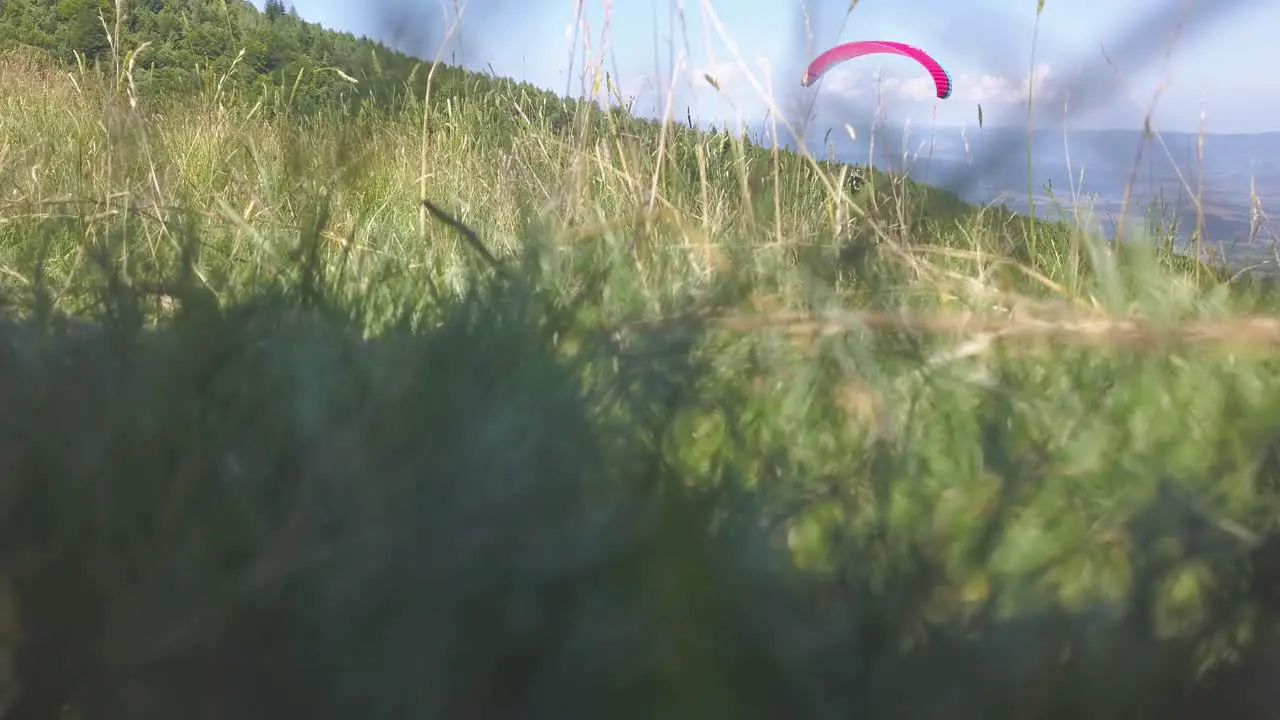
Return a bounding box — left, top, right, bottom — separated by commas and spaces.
802, 41, 952, 100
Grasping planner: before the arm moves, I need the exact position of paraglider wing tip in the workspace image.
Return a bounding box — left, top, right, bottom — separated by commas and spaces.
939, 69, 954, 99
800, 71, 812, 86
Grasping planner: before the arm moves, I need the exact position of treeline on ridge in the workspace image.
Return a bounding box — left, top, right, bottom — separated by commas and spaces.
0, 0, 880, 200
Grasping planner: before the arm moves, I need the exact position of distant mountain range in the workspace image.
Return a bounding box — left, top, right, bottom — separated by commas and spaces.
745, 122, 1280, 269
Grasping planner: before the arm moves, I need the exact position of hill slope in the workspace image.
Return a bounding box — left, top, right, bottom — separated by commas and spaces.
8, 4, 1280, 720
0, 0, 996, 218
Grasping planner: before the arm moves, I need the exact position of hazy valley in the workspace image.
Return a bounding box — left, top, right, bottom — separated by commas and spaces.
772, 123, 1280, 272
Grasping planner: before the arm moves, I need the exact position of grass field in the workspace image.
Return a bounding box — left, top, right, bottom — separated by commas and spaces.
3, 27, 1280, 718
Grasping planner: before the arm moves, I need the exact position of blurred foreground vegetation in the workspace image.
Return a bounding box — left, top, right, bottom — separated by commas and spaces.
3, 3, 1280, 718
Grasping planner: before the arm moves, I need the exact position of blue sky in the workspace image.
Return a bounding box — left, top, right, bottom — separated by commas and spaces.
266, 0, 1278, 133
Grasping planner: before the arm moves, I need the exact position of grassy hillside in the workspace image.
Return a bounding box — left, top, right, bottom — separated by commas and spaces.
3, 2, 1280, 718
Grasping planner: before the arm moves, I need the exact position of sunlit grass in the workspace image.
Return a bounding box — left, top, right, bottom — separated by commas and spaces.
1, 1, 1280, 715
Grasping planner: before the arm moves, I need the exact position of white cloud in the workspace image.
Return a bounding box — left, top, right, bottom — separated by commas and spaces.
958, 64, 1055, 104
812, 66, 870, 99
618, 59, 765, 121
691, 61, 742, 92
800, 63, 1058, 106
684, 58, 1057, 106
620, 58, 1061, 129
615, 62, 739, 109
882, 63, 1057, 105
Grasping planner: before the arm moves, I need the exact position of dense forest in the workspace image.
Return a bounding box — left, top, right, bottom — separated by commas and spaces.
0, 0, 887, 193
4, 1, 671, 131
2, 0, 587, 120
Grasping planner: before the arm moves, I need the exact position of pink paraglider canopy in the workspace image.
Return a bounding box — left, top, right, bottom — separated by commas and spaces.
802, 40, 952, 100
